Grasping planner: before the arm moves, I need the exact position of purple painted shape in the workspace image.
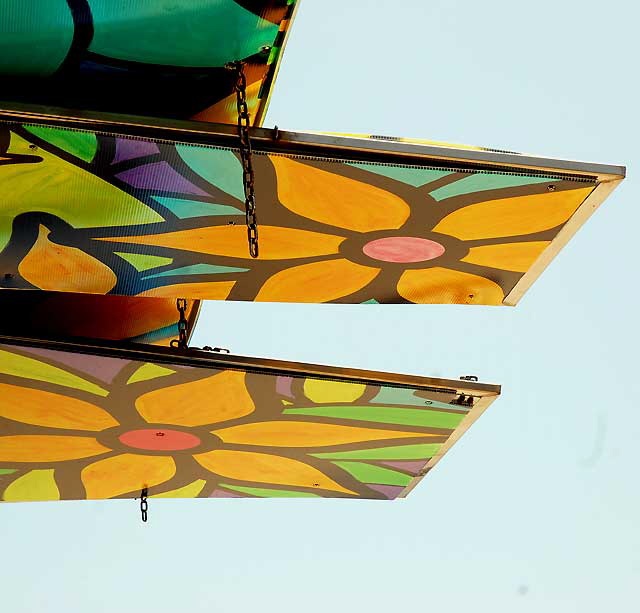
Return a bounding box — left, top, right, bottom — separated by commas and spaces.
380, 460, 426, 474
18, 347, 129, 384
209, 489, 245, 498
116, 161, 209, 195
366, 484, 406, 499
113, 138, 160, 163
276, 376, 294, 398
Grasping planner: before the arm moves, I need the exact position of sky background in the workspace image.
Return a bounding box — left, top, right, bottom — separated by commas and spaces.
3, 1, 638, 611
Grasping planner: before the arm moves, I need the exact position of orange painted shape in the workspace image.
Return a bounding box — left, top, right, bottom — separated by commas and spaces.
0, 435, 110, 462
135, 370, 254, 427
137, 281, 235, 300
81, 453, 175, 499
270, 155, 410, 232
0, 383, 118, 431
462, 241, 551, 272
193, 449, 356, 495
256, 258, 380, 303
19, 225, 117, 293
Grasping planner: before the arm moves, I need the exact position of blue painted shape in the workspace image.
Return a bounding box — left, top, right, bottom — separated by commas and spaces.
142, 263, 248, 280
371, 386, 462, 411
429, 173, 559, 201
348, 162, 452, 187
175, 146, 245, 201
153, 196, 243, 219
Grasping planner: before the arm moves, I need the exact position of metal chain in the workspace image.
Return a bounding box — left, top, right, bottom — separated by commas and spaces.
170, 298, 189, 350
226, 61, 258, 258
140, 488, 148, 523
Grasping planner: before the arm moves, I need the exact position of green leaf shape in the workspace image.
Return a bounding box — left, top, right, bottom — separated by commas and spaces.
348, 162, 452, 187
153, 197, 243, 219
0, 0, 73, 76
220, 484, 319, 498
0, 469, 17, 475
89, 1, 278, 67
142, 263, 248, 280
333, 462, 412, 486
371, 386, 457, 410
312, 443, 442, 461
115, 252, 173, 272
176, 146, 245, 201
24, 126, 97, 162
429, 173, 559, 201
127, 363, 175, 385
0, 349, 108, 397
283, 406, 464, 430
0, 132, 164, 252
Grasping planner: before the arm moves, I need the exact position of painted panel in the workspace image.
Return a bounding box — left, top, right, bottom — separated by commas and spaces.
0, 340, 499, 501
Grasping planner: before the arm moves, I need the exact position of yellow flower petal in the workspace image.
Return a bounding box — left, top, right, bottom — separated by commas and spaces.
193, 449, 356, 495
256, 259, 380, 303
135, 370, 254, 426
152, 479, 206, 498
96, 225, 344, 260
19, 225, 117, 293
304, 379, 366, 403
0, 383, 118, 431
270, 155, 410, 232
433, 186, 593, 240
137, 281, 235, 300
0, 435, 110, 462
3, 469, 59, 502
81, 454, 175, 499
213, 421, 435, 447
462, 241, 551, 272
398, 267, 504, 304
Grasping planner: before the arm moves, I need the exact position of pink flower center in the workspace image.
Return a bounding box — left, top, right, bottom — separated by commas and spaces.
363, 237, 445, 263
119, 429, 201, 451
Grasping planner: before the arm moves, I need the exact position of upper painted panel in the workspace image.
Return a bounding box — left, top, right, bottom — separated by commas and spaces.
0, 339, 499, 501
0, 123, 606, 305
0, 0, 297, 124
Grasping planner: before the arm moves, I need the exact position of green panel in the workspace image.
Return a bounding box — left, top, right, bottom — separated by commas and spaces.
89, 0, 278, 67
0, 469, 17, 475
430, 173, 559, 201
115, 253, 173, 272
333, 462, 412, 486
371, 386, 455, 410
0, 0, 73, 76
283, 405, 465, 429
312, 443, 442, 461
142, 263, 249, 280
220, 484, 320, 498
153, 197, 243, 219
348, 162, 452, 187
24, 126, 98, 163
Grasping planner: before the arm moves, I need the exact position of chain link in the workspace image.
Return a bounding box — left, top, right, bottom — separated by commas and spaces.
170, 298, 189, 350
140, 487, 148, 523
226, 61, 258, 258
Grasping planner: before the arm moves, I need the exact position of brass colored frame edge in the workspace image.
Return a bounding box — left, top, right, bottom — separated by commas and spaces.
399, 394, 498, 498
0, 333, 501, 396
503, 178, 624, 306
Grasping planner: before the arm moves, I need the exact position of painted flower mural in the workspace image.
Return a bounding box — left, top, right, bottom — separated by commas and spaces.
0, 344, 491, 502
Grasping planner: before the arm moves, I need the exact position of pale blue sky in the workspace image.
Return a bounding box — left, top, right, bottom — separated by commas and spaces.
3, 1, 638, 611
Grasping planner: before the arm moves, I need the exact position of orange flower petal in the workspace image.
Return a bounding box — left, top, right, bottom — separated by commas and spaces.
81, 453, 175, 499
462, 241, 551, 272
256, 258, 380, 303
433, 186, 594, 240
96, 225, 344, 260
137, 281, 235, 300
0, 435, 110, 462
398, 267, 504, 304
213, 421, 435, 447
135, 370, 254, 426
271, 155, 410, 232
193, 449, 356, 495
0, 383, 118, 431
19, 225, 117, 293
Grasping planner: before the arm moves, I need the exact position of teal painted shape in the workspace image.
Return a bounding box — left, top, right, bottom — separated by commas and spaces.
175, 146, 245, 201
129, 323, 177, 344
348, 162, 452, 187
0, 0, 73, 76
371, 386, 459, 410
142, 263, 248, 280
361, 299, 379, 304
89, 0, 278, 67
153, 196, 243, 219
429, 173, 559, 201
24, 126, 98, 162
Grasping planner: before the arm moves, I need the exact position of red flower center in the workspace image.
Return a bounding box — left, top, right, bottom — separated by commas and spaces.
119, 429, 201, 451
363, 237, 445, 263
